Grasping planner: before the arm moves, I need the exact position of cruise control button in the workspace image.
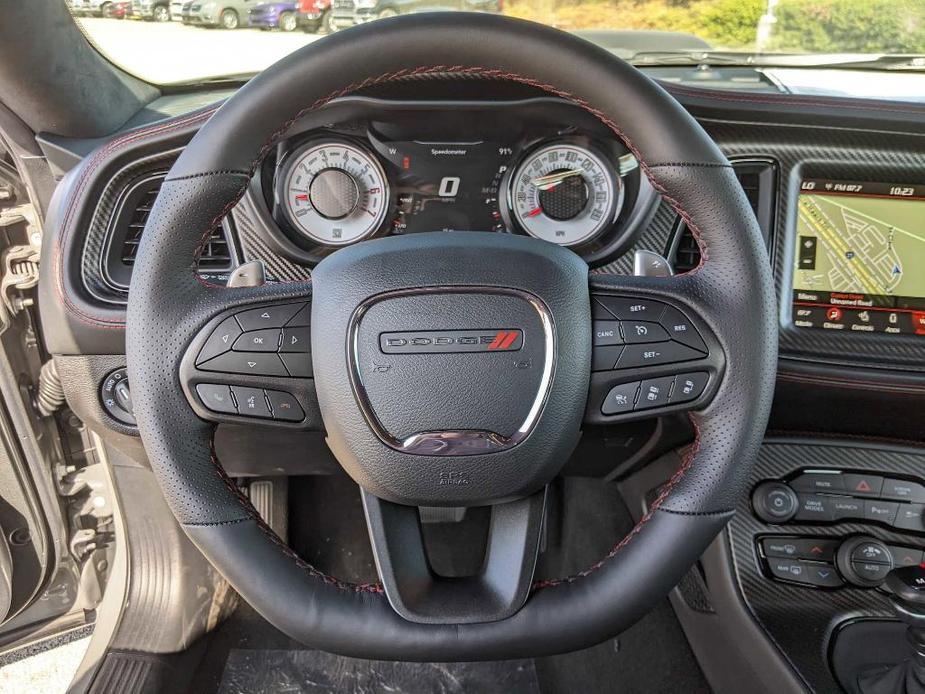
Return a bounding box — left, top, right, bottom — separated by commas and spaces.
882, 478, 925, 503
266, 390, 305, 422
621, 321, 670, 344
196, 384, 237, 414
601, 381, 639, 415
795, 494, 835, 522
196, 317, 242, 365
285, 303, 311, 327
235, 304, 304, 332
842, 473, 883, 497
790, 471, 845, 494
658, 305, 708, 353
670, 372, 708, 404
614, 342, 705, 369
198, 351, 288, 377
894, 504, 925, 532
888, 545, 924, 568
280, 352, 313, 378
865, 499, 899, 525
232, 329, 281, 352
230, 386, 272, 418
281, 327, 311, 353
595, 296, 666, 321
593, 321, 623, 347
635, 376, 674, 410
592, 345, 623, 372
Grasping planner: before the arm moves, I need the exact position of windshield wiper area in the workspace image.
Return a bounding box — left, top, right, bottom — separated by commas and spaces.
629, 51, 925, 72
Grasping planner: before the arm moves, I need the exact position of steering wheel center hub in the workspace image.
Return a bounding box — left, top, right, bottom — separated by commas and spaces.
309, 231, 591, 506
348, 286, 554, 456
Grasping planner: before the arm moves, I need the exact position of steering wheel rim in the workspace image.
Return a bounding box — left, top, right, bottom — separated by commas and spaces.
126, 13, 777, 660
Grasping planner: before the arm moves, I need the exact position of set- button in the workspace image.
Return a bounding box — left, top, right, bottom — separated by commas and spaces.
196, 302, 312, 378
196, 383, 305, 422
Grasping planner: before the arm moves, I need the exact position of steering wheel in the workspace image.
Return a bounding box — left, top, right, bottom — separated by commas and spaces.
126, 13, 776, 660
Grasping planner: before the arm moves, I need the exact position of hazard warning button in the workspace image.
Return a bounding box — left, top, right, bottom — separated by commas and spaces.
842, 474, 883, 498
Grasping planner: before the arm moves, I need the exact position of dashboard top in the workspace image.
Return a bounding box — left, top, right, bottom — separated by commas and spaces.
35, 77, 925, 381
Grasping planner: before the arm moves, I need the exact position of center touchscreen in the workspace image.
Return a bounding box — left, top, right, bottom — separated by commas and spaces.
791, 179, 925, 336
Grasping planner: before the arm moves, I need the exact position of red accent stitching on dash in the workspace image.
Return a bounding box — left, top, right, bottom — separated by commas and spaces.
532, 416, 702, 590
186, 65, 711, 289
54, 105, 221, 329
208, 441, 383, 594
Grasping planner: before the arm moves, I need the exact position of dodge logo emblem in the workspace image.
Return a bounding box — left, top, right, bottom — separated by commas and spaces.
379, 329, 523, 354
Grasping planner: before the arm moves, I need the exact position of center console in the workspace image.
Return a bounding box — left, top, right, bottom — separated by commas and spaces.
729, 438, 925, 692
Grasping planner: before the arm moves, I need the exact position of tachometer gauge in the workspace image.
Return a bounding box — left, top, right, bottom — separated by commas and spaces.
280, 141, 388, 246
508, 143, 621, 246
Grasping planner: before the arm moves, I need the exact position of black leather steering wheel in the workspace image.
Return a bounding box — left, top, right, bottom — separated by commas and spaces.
126, 13, 776, 660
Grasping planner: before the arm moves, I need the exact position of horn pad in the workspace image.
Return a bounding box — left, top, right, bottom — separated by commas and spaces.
310, 232, 591, 506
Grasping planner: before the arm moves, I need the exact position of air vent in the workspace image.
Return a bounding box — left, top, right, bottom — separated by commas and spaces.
104, 173, 235, 291
669, 159, 777, 273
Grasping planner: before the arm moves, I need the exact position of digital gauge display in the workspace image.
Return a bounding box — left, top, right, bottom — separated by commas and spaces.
370, 139, 510, 234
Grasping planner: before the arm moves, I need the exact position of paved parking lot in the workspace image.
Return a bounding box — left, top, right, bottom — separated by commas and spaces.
77, 17, 324, 84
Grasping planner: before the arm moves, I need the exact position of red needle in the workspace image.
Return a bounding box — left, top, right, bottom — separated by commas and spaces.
526, 206, 543, 217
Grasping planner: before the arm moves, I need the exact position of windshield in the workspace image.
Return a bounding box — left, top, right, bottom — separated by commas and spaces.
68, 0, 925, 86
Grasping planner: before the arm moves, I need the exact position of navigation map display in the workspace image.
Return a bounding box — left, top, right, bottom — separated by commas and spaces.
792, 179, 925, 337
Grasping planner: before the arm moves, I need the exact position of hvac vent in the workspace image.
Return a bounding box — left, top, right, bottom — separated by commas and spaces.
104, 173, 234, 290
669, 159, 777, 273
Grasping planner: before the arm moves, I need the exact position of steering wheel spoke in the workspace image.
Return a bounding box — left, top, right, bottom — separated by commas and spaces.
584, 273, 725, 425
179, 295, 321, 428
362, 488, 547, 624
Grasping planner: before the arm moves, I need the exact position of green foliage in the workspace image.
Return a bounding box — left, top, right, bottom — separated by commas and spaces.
506, 0, 925, 54
770, 0, 925, 53
698, 0, 765, 47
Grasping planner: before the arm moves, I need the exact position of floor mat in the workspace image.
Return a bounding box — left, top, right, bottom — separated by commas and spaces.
217, 649, 539, 694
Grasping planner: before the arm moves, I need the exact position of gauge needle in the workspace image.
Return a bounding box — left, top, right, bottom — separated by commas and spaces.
526, 206, 543, 217
532, 169, 582, 191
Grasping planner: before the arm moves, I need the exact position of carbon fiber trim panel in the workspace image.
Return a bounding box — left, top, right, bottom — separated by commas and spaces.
80, 151, 178, 304
592, 200, 677, 276
233, 193, 312, 282
700, 120, 925, 371
729, 439, 925, 693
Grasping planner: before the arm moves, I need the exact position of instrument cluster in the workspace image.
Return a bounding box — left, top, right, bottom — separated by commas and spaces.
257, 99, 658, 267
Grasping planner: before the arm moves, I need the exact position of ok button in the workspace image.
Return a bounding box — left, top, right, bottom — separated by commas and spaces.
233, 329, 281, 352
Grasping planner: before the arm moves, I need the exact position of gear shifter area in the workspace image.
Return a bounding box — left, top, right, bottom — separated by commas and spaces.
854, 565, 925, 694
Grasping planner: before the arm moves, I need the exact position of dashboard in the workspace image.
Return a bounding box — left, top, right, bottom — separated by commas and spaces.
32, 72, 925, 694
252, 98, 657, 267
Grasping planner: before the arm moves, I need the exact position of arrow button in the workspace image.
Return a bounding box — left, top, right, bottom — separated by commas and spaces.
196, 317, 242, 365
281, 327, 311, 353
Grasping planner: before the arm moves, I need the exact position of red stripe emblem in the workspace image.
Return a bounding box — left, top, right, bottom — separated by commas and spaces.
487, 331, 519, 350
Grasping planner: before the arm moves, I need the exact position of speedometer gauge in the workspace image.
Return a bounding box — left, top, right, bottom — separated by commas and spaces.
508, 143, 621, 246
280, 141, 388, 246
